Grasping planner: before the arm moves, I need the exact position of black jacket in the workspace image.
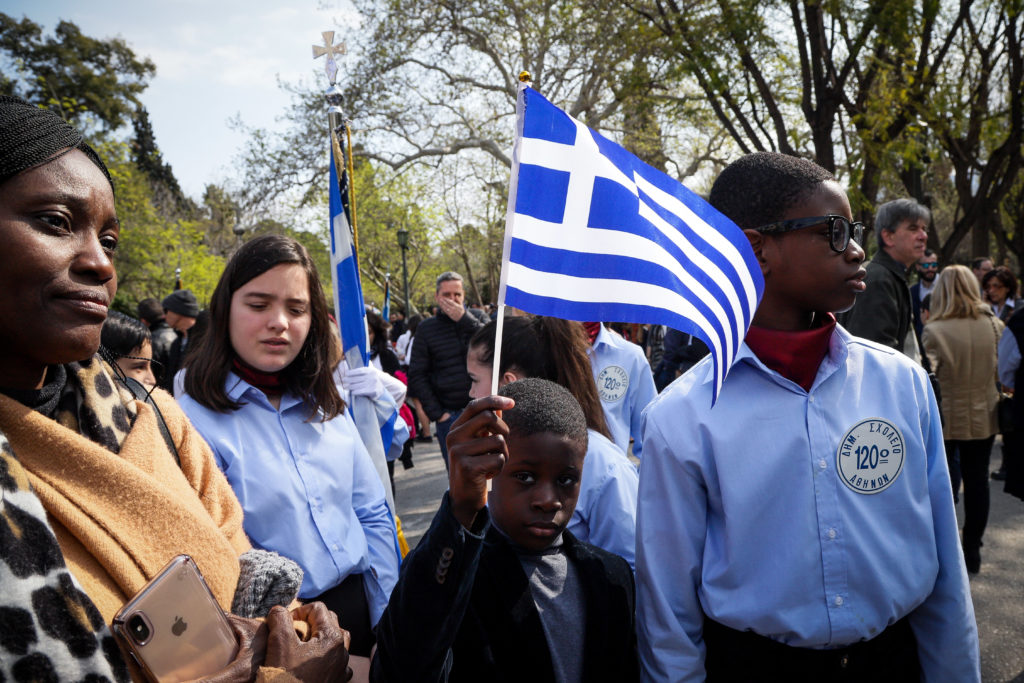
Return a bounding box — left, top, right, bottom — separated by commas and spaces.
149, 321, 178, 387
1004, 308, 1024, 501
371, 495, 639, 682
373, 346, 401, 377
839, 248, 913, 350
407, 310, 486, 421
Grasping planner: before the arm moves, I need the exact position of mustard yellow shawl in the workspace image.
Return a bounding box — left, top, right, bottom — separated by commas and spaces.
0, 359, 249, 622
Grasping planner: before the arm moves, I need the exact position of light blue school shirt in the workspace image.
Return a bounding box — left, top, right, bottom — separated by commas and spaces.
998, 326, 1020, 388
636, 325, 979, 683
567, 429, 639, 570
588, 325, 658, 459
177, 373, 399, 625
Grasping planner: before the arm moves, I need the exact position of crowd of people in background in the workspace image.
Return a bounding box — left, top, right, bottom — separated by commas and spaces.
3, 94, 1021, 683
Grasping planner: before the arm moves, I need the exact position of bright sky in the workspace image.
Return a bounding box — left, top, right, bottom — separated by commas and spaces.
10, 0, 359, 198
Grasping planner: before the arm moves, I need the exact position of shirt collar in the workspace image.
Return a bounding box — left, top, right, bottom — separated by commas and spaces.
722, 322, 850, 394
591, 324, 612, 350
744, 315, 837, 392
226, 371, 306, 412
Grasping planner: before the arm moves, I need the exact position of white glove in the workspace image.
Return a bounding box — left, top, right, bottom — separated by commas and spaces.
339, 365, 386, 400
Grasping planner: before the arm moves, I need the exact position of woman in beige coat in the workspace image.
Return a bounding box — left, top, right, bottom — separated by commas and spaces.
922, 265, 1002, 573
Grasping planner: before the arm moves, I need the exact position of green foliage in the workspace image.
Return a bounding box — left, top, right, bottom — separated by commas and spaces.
0, 13, 155, 132
131, 105, 189, 214
231, 0, 681, 313
101, 141, 225, 309
334, 158, 449, 314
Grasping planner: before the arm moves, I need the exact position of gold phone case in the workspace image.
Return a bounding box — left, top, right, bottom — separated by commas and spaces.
111, 555, 239, 683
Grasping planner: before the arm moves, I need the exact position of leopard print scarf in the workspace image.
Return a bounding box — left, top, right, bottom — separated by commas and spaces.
0, 435, 129, 681
0, 358, 137, 680
54, 357, 138, 454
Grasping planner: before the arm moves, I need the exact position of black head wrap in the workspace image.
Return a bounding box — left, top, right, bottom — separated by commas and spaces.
0, 95, 114, 193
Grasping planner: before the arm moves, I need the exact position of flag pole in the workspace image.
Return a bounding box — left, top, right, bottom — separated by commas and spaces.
315, 31, 398, 517
491, 71, 532, 395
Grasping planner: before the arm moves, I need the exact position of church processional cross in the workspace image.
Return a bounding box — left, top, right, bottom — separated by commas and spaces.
312, 31, 346, 86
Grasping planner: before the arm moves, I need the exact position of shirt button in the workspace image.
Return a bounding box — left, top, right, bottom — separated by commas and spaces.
819, 459, 827, 470
834, 595, 844, 606
808, 395, 815, 403
828, 528, 837, 539
332, 544, 339, 551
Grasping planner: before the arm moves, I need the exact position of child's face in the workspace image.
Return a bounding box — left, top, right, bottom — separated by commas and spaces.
229, 263, 312, 373
488, 430, 585, 551
753, 180, 866, 329
466, 346, 492, 400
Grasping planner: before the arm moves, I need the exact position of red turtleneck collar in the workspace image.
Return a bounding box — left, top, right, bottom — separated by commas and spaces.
232, 357, 285, 398
744, 313, 836, 392
583, 322, 602, 345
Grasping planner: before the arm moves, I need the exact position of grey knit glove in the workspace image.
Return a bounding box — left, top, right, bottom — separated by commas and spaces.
231, 549, 304, 618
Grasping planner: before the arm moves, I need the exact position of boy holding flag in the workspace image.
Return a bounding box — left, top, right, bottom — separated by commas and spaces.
637, 152, 978, 681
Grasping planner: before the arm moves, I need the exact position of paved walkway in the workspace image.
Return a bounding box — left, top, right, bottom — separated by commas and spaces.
393, 437, 1024, 681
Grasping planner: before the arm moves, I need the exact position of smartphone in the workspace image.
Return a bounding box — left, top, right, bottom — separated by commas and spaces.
111, 555, 239, 683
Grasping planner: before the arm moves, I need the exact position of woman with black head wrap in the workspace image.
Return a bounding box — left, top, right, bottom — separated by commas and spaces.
0, 97, 351, 681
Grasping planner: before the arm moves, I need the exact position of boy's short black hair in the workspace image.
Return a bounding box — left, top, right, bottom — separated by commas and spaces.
498, 378, 588, 448
708, 151, 835, 229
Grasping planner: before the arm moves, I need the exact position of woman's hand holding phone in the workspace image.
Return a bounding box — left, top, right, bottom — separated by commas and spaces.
190, 615, 267, 683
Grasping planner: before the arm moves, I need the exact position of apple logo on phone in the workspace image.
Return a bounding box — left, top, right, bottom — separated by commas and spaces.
171, 616, 188, 636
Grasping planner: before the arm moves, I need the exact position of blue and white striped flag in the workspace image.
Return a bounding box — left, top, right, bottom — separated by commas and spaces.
329, 143, 369, 368
500, 86, 764, 402
329, 140, 397, 515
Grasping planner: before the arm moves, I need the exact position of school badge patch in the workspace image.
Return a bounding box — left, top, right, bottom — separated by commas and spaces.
836, 418, 905, 494
596, 365, 629, 402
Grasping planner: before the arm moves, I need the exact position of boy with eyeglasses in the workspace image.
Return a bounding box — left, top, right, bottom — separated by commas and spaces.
636, 152, 978, 682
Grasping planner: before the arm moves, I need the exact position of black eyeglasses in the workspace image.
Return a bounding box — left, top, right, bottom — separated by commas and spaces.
754, 215, 865, 253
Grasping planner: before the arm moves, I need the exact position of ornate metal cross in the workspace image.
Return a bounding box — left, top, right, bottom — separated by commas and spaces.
312, 31, 346, 84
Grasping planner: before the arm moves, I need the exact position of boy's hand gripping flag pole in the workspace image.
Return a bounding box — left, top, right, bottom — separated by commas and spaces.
318, 32, 397, 517
493, 77, 765, 404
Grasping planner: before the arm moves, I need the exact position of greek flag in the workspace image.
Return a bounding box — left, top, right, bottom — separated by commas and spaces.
500, 86, 764, 401
329, 141, 397, 514
329, 143, 369, 368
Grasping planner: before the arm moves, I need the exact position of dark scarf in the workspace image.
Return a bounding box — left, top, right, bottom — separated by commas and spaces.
0, 364, 67, 418
232, 357, 285, 398
745, 313, 836, 392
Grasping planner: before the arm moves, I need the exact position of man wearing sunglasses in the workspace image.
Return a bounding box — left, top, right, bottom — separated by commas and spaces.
840, 198, 930, 356
911, 249, 939, 339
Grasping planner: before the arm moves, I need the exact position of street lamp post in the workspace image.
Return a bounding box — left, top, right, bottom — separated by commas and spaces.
396, 225, 411, 317
232, 224, 246, 255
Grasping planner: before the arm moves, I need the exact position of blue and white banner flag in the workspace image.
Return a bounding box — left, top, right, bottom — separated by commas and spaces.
499, 86, 764, 402
329, 140, 397, 515
329, 143, 369, 368
381, 276, 391, 324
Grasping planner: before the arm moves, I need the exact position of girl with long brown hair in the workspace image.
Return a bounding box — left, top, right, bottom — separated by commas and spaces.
178, 234, 399, 679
